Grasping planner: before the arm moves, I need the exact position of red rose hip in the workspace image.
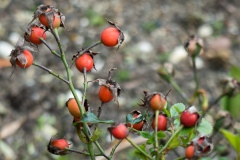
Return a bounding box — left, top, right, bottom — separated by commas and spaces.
108, 123, 129, 139
101, 27, 120, 47
16, 50, 34, 68
98, 85, 114, 103
75, 54, 94, 73
151, 114, 167, 131
180, 106, 199, 127
149, 93, 166, 111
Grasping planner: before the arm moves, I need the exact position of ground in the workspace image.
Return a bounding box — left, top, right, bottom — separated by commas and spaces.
0, 0, 240, 160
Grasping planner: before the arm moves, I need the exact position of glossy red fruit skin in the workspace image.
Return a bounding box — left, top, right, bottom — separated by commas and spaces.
127, 113, 144, 131
185, 145, 194, 159
75, 54, 94, 73
101, 27, 120, 47
28, 27, 46, 44
151, 114, 167, 131
51, 139, 69, 150
16, 50, 33, 68
180, 111, 199, 127
149, 94, 166, 111
66, 98, 86, 118
110, 123, 129, 139
98, 85, 114, 103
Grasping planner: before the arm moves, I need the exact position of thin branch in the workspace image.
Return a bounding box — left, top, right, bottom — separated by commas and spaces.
158, 125, 183, 154
126, 137, 153, 160
66, 148, 102, 156
32, 62, 69, 84
40, 38, 61, 58
109, 140, 123, 159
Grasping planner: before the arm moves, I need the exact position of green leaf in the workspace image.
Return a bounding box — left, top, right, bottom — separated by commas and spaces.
197, 118, 213, 135
133, 115, 144, 124
134, 144, 148, 160
168, 136, 181, 149
140, 131, 152, 139
170, 103, 185, 117
230, 65, 240, 80
90, 127, 101, 142
180, 137, 190, 146
126, 114, 134, 123
221, 94, 240, 118
179, 127, 194, 136
174, 118, 180, 129
146, 132, 155, 145
81, 112, 114, 124
157, 131, 166, 139
220, 129, 240, 153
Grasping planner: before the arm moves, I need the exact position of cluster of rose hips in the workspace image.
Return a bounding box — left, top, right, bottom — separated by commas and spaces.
9, 4, 125, 155
9, 4, 214, 159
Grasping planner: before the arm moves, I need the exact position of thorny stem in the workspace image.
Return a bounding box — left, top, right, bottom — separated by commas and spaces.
52, 28, 96, 160
82, 68, 88, 111
71, 40, 102, 66
126, 137, 153, 160
158, 125, 183, 154
192, 57, 199, 90
154, 110, 160, 160
65, 148, 102, 156
40, 38, 61, 58
94, 141, 110, 160
32, 62, 69, 84
192, 57, 201, 104
169, 78, 189, 104
94, 102, 104, 131
109, 140, 123, 159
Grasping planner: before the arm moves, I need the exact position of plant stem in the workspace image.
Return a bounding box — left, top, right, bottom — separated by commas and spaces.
169, 78, 189, 104
52, 28, 95, 160
158, 125, 183, 154
65, 148, 102, 156
154, 110, 160, 160
109, 140, 123, 159
94, 141, 110, 160
126, 137, 153, 160
40, 38, 61, 58
192, 57, 199, 91
32, 62, 69, 84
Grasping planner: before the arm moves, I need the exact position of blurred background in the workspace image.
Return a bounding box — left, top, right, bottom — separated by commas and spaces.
0, 0, 240, 159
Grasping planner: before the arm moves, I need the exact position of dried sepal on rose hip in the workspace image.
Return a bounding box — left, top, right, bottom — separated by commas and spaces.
10, 38, 35, 71
24, 23, 47, 45
180, 106, 200, 128
108, 123, 129, 139
221, 77, 240, 96
139, 91, 168, 111
29, 4, 65, 29
101, 19, 124, 49
47, 136, 69, 155
126, 110, 146, 131
184, 35, 204, 57
185, 135, 213, 159
94, 68, 121, 105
